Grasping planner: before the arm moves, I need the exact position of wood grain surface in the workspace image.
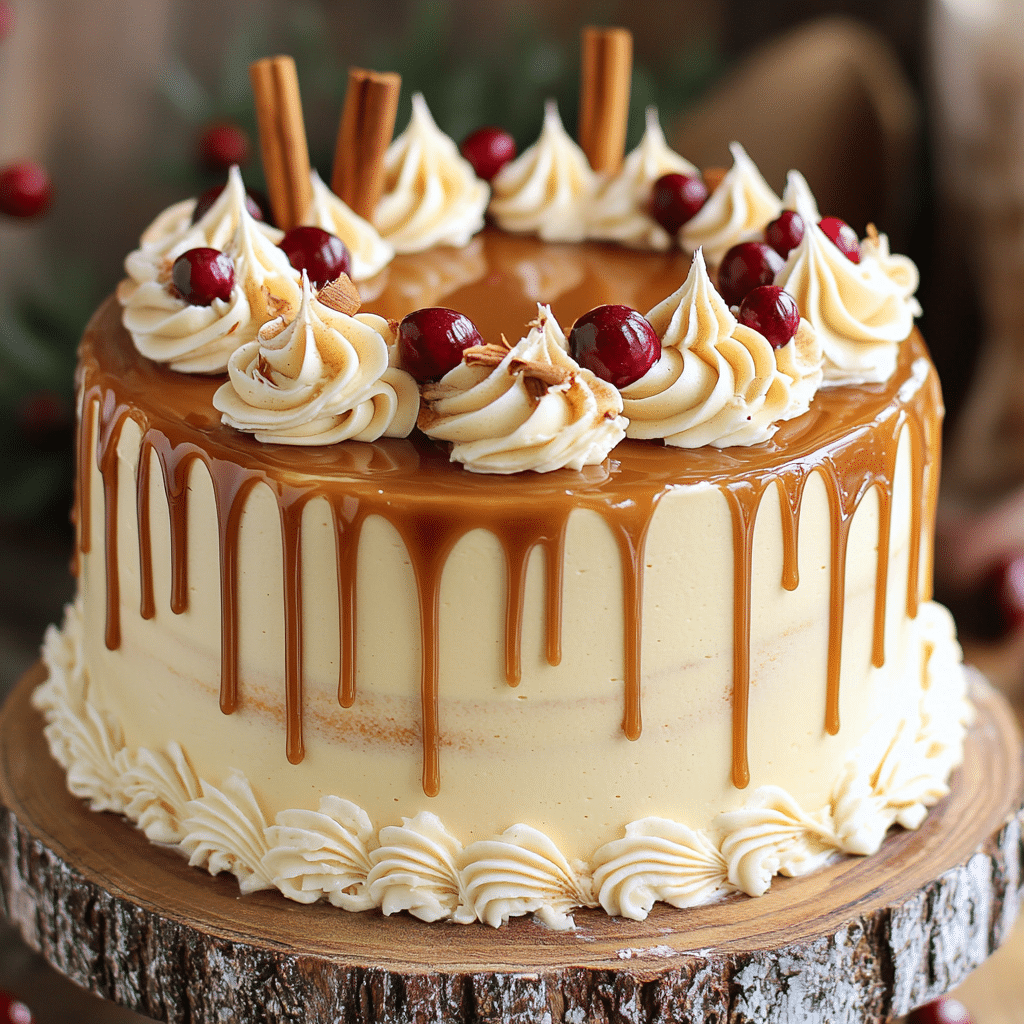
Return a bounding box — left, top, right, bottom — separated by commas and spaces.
0, 663, 1022, 1024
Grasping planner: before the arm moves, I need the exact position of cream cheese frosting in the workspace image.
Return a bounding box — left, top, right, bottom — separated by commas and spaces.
774, 174, 919, 386
212, 272, 418, 445
680, 142, 782, 265
489, 100, 597, 243
35, 596, 972, 925
588, 106, 698, 251
301, 169, 394, 281
621, 249, 823, 447
417, 303, 626, 473
120, 166, 303, 374
374, 93, 489, 254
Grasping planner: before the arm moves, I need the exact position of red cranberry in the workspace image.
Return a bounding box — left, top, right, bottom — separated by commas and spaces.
718, 242, 785, 307
907, 996, 973, 1024
399, 308, 483, 382
0, 162, 53, 218
460, 126, 517, 181
569, 305, 660, 389
0, 3, 14, 41
764, 210, 805, 259
738, 286, 800, 349
198, 122, 251, 173
818, 216, 861, 263
649, 173, 708, 236
0, 991, 35, 1024
191, 183, 265, 225
279, 226, 351, 288
171, 248, 235, 306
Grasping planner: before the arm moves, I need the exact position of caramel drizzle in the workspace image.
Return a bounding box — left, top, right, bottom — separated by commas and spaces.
77, 294, 941, 799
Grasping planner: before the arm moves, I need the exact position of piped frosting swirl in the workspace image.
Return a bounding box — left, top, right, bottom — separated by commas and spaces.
418, 303, 626, 473
301, 169, 394, 281
120, 166, 303, 373
774, 172, 919, 385
622, 249, 822, 447
212, 272, 418, 444
680, 142, 782, 265
588, 106, 698, 251
374, 93, 489, 254
489, 101, 597, 243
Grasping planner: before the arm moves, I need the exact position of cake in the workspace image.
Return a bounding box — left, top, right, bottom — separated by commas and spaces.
32, 45, 970, 930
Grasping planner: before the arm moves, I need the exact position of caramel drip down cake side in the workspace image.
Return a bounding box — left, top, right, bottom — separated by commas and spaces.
74, 294, 941, 816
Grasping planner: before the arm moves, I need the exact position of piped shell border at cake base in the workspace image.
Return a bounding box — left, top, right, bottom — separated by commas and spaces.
35, 596, 971, 928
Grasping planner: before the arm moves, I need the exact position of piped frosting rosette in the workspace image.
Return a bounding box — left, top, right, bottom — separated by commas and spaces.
374, 93, 489, 254
622, 249, 823, 448
489, 100, 597, 243
419, 303, 626, 473
680, 142, 782, 266
300, 169, 393, 281
120, 167, 303, 373
774, 172, 919, 385
212, 271, 418, 445
588, 106, 698, 251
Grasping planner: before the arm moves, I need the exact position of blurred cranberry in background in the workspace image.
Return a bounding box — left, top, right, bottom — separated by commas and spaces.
0, 2, 14, 41
0, 162, 54, 218
198, 122, 250, 173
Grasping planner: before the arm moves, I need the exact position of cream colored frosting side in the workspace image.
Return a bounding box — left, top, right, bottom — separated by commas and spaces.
489, 101, 596, 243
300, 170, 394, 281
36, 595, 970, 924
774, 174, 918, 385
679, 142, 781, 265
120, 166, 303, 374
374, 93, 489, 254
588, 106, 698, 251
622, 249, 823, 447
418, 303, 626, 473
212, 272, 418, 445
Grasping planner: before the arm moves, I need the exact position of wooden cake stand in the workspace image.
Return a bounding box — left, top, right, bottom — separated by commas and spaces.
0, 664, 1022, 1024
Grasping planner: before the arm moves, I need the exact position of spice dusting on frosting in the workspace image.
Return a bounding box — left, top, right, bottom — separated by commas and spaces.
680, 142, 782, 266
374, 93, 489, 254
418, 303, 626, 473
489, 101, 597, 243
213, 271, 418, 445
775, 172, 920, 385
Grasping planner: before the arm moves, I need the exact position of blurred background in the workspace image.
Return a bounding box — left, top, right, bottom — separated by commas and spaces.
1, 0, 1024, 1020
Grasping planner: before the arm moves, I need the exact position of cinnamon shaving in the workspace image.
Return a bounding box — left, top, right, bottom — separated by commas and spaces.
249, 56, 313, 231
508, 358, 573, 387
866, 222, 880, 243
463, 343, 511, 368
317, 274, 361, 315
578, 26, 633, 173
332, 67, 401, 220
419, 381, 460, 403
522, 376, 550, 403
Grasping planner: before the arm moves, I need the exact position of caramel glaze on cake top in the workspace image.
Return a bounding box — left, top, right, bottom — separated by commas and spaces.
74, 228, 942, 798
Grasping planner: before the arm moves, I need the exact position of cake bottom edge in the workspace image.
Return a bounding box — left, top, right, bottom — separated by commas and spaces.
31, 597, 972, 929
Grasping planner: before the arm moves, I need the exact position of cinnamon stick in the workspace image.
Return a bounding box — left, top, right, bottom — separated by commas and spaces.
332, 67, 401, 221
249, 55, 313, 231
578, 26, 633, 174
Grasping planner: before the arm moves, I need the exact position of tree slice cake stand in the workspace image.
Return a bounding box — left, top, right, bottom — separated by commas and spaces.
0, 664, 1022, 1024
